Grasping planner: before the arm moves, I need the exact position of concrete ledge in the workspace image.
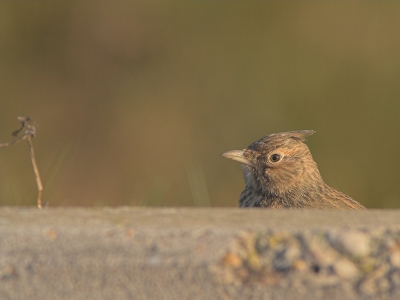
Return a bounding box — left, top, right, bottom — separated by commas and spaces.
1, 207, 400, 300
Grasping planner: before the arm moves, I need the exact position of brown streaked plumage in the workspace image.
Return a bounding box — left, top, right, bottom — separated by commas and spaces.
221, 130, 365, 210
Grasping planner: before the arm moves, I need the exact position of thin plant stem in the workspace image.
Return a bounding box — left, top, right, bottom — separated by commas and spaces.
0, 117, 44, 208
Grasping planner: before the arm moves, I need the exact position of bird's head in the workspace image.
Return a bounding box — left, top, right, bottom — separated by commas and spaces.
222, 130, 321, 196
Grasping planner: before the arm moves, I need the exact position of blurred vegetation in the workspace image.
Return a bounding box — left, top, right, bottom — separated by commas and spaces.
1, 2, 400, 208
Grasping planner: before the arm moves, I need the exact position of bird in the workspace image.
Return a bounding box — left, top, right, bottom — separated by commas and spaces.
221, 130, 365, 210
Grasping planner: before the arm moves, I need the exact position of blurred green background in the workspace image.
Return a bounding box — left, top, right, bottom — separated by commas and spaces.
1, 2, 399, 208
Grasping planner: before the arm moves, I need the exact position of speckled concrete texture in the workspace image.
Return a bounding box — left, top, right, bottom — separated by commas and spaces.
1, 207, 400, 300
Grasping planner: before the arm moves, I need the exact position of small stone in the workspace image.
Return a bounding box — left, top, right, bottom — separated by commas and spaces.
273, 244, 301, 271
359, 278, 377, 295
273, 258, 291, 272
308, 244, 336, 267
255, 235, 269, 253
147, 255, 161, 266
328, 230, 370, 257
222, 253, 243, 269
247, 251, 262, 271
371, 266, 389, 279
377, 278, 390, 293
292, 259, 307, 271
390, 251, 400, 267
284, 243, 301, 262
333, 258, 359, 280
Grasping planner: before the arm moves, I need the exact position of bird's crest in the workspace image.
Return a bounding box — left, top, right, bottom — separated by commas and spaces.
269, 130, 315, 142
247, 130, 315, 151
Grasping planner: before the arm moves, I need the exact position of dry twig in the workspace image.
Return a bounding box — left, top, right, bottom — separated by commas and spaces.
0, 117, 44, 208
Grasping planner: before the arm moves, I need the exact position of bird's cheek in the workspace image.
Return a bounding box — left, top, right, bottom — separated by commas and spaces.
266, 165, 300, 184
286, 166, 304, 183
263, 167, 276, 182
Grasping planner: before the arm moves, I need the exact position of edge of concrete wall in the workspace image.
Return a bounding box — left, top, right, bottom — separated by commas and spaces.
1, 207, 400, 300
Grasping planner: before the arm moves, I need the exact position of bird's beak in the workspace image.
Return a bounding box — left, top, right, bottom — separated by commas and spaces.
221, 150, 255, 167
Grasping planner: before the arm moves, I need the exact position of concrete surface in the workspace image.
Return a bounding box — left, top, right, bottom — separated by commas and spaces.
1, 207, 400, 300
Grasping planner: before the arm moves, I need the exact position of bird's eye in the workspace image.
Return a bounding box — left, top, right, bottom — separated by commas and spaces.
270, 153, 281, 163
